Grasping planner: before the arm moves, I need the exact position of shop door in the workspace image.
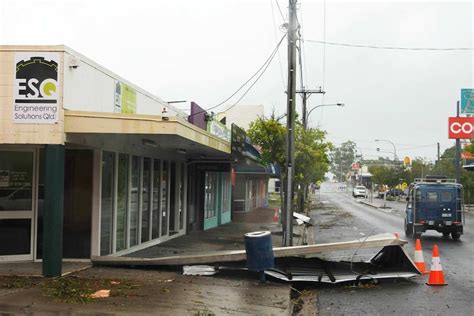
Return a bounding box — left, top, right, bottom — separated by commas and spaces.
219, 173, 231, 225
0, 150, 36, 261
203, 172, 219, 230
63, 150, 92, 258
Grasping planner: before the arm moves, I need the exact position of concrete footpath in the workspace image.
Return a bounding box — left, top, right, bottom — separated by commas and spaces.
0, 207, 297, 315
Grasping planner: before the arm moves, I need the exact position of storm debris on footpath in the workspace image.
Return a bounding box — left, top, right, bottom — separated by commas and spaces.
92, 233, 420, 284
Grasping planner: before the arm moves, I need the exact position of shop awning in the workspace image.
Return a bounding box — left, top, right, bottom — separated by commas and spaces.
64, 110, 231, 157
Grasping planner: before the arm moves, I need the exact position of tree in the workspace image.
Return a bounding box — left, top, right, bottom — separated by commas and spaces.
330, 141, 357, 182
247, 114, 286, 170
438, 145, 474, 203
369, 165, 398, 187
294, 122, 331, 185
247, 114, 332, 207
369, 157, 434, 188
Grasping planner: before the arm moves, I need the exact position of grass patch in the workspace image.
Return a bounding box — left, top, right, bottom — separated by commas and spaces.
0, 276, 43, 289
291, 288, 316, 315
41, 276, 142, 303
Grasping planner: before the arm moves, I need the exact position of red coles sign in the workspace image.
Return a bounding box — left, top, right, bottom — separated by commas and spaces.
448, 117, 474, 139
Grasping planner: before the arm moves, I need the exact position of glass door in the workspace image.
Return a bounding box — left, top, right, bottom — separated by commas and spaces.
203, 172, 219, 230
219, 173, 231, 225
0, 149, 36, 261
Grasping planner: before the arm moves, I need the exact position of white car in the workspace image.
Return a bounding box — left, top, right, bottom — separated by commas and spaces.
352, 185, 367, 198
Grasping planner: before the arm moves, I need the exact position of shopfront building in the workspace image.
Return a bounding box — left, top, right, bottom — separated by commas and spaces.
0, 46, 231, 273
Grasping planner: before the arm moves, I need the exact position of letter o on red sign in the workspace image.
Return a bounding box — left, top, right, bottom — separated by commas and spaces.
448, 117, 474, 139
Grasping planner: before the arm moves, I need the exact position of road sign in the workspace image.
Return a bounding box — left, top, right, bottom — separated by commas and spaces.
448, 117, 474, 139
461, 89, 474, 114
403, 156, 412, 167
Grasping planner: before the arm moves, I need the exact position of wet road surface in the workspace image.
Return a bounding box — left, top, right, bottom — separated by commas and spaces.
311, 182, 474, 315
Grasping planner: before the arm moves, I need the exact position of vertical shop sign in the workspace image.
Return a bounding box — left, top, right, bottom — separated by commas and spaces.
13, 53, 59, 123
114, 80, 136, 114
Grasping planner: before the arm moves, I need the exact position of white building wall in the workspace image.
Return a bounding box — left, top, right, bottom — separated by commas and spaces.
221, 104, 264, 130
62, 48, 186, 118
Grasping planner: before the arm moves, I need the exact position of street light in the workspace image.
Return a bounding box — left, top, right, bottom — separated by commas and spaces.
305, 103, 344, 129
375, 139, 401, 201
354, 147, 363, 185
375, 139, 397, 163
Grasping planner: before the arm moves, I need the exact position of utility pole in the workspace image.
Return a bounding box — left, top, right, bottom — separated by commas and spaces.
297, 87, 325, 129
295, 87, 325, 217
455, 100, 461, 183
283, 0, 298, 247
437, 142, 440, 173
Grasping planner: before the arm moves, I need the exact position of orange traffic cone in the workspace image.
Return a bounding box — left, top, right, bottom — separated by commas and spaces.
273, 208, 280, 223
427, 244, 447, 286
414, 239, 428, 274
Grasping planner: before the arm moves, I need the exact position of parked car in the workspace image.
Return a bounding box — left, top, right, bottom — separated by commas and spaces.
352, 185, 367, 198
387, 188, 404, 197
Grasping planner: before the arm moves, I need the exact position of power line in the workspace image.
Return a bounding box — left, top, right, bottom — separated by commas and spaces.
317, 0, 327, 127
306, 39, 473, 51
397, 143, 438, 151
328, 134, 441, 149
221, 44, 282, 113
298, 2, 308, 88
189, 34, 287, 118
270, 0, 286, 90
322, 0, 327, 89
274, 0, 286, 21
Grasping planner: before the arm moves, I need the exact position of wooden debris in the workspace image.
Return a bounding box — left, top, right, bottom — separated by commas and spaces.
92, 234, 406, 267
90, 289, 110, 298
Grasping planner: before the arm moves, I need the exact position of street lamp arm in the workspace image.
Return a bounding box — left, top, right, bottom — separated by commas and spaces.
307, 103, 344, 119
375, 139, 397, 161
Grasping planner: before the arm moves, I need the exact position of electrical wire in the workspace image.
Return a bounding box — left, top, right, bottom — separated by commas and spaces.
274, 0, 286, 21
317, 0, 327, 127
306, 39, 473, 51
188, 34, 287, 118
270, 0, 287, 90
322, 0, 326, 90
213, 34, 287, 115
298, 2, 308, 88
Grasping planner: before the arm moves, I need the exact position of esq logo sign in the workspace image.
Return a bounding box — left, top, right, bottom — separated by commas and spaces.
448, 117, 474, 139
13, 53, 59, 124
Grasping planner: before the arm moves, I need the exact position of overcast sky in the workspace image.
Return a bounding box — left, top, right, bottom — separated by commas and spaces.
1, 0, 472, 161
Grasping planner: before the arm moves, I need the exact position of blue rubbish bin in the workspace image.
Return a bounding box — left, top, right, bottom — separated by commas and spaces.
244, 231, 274, 281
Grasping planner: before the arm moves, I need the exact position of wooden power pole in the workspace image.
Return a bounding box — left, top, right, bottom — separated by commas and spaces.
283, 0, 298, 247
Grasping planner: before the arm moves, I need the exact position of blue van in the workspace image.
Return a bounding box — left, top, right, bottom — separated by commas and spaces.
404, 177, 464, 240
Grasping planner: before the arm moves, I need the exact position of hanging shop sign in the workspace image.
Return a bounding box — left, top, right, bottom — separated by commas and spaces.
114, 80, 137, 113
231, 123, 246, 156
207, 119, 231, 142
13, 52, 59, 124
461, 89, 474, 114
